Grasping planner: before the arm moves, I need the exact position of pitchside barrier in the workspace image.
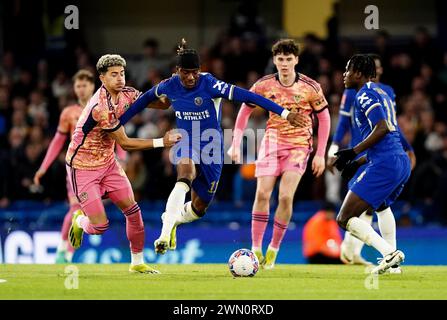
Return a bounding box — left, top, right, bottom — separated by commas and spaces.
1, 201, 446, 265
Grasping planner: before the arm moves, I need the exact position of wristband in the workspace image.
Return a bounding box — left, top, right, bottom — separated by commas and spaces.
328, 144, 339, 158
280, 109, 290, 120
153, 138, 164, 148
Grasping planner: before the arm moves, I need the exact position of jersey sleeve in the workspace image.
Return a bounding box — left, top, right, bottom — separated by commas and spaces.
92, 104, 120, 132
339, 89, 355, 117
205, 74, 235, 100
332, 114, 351, 145
119, 86, 158, 126
358, 90, 386, 127
154, 78, 172, 98
57, 108, 71, 134
309, 83, 328, 112
333, 89, 355, 144
244, 81, 262, 108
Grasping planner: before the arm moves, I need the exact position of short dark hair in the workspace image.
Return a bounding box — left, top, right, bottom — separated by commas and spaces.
72, 69, 95, 84
347, 54, 376, 79
272, 39, 299, 57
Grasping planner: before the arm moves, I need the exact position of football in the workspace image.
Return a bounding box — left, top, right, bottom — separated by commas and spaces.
228, 248, 259, 277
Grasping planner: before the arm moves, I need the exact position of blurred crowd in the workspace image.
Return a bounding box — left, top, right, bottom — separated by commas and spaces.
0, 6, 446, 224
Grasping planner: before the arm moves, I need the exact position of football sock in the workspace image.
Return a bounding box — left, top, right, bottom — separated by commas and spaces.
77, 215, 109, 235
251, 211, 269, 249
353, 211, 373, 256
347, 217, 394, 257
131, 252, 144, 266
269, 217, 288, 250
161, 181, 190, 238
377, 207, 396, 251
177, 201, 200, 224
123, 203, 145, 254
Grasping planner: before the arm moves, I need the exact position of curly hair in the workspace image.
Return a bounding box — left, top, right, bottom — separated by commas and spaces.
96, 54, 126, 74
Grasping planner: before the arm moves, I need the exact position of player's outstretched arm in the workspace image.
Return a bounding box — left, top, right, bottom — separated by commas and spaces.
108, 126, 181, 151
228, 103, 255, 162
119, 87, 158, 126
231, 86, 310, 128
34, 131, 68, 186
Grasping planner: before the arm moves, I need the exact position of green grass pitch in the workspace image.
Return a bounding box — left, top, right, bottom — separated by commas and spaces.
0, 264, 446, 300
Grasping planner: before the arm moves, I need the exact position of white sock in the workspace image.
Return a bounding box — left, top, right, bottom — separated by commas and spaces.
377, 207, 396, 251
341, 211, 368, 256
176, 201, 200, 224
347, 217, 394, 257
353, 211, 373, 256
161, 182, 190, 238
131, 252, 144, 266
57, 240, 68, 252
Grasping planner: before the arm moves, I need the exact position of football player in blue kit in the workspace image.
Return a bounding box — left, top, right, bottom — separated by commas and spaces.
118, 39, 308, 254
333, 54, 411, 274
328, 54, 416, 272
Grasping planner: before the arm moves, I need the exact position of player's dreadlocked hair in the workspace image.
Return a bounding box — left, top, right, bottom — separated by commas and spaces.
176, 38, 200, 69
347, 54, 376, 79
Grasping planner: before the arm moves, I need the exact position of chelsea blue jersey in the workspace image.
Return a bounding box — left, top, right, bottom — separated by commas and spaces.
340, 82, 396, 148
354, 82, 406, 162
154, 73, 233, 149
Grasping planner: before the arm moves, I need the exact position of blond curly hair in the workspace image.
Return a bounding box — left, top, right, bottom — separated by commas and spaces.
96, 54, 126, 74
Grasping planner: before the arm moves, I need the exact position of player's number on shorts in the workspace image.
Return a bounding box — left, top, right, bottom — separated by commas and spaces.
208, 181, 219, 194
